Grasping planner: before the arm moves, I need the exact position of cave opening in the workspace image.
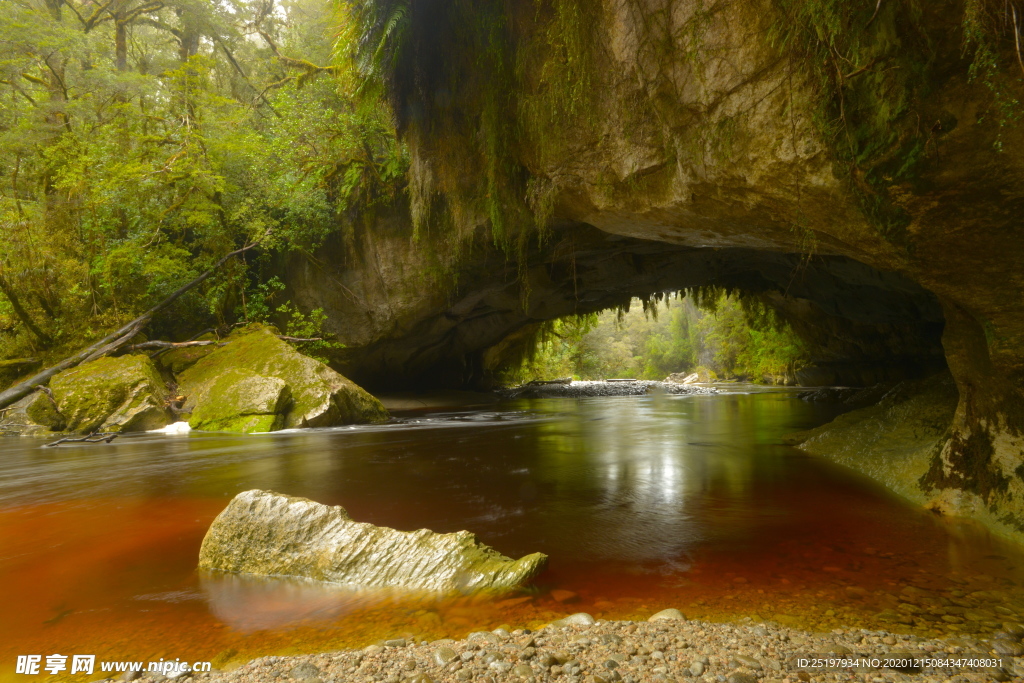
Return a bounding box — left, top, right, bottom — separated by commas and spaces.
321, 224, 948, 393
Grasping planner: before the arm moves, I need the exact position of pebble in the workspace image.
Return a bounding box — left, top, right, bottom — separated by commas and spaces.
432, 647, 457, 666
648, 608, 685, 622
174, 611, 1021, 683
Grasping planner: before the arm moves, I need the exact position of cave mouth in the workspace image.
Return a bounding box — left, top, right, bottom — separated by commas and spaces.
323, 224, 948, 391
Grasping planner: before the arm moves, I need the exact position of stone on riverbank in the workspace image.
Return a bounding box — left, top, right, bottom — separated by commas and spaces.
789, 372, 960, 511
178, 325, 387, 432
49, 354, 170, 433
0, 389, 66, 435
183, 613, 1024, 683
500, 380, 716, 399
198, 490, 548, 593
648, 608, 686, 621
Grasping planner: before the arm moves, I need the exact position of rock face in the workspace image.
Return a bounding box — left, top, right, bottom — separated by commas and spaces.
49, 354, 170, 433
178, 325, 388, 433
198, 490, 548, 593
279, 1, 1024, 543
791, 373, 958, 504
186, 368, 291, 433
0, 389, 66, 435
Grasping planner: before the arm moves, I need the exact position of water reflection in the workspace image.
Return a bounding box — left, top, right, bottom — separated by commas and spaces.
200, 573, 408, 631
1, 388, 1022, 679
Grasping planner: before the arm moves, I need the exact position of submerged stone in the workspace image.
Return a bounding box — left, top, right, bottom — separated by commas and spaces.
178, 325, 387, 432
50, 354, 170, 433
198, 490, 548, 593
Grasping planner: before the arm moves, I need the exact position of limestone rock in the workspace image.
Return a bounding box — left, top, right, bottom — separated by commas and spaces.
648, 608, 686, 622
0, 390, 65, 435
791, 372, 957, 508
198, 490, 548, 593
186, 368, 290, 433
50, 355, 170, 433
552, 613, 596, 627
178, 325, 387, 432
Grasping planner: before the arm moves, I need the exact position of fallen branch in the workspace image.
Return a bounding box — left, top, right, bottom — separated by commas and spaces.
0, 233, 269, 411
149, 327, 217, 360
277, 335, 322, 343
44, 432, 119, 447
126, 340, 224, 351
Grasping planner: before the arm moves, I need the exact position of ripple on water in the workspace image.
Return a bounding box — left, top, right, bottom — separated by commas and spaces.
0, 390, 1022, 681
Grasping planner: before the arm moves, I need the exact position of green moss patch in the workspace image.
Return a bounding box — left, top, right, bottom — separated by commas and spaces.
177, 324, 388, 433
50, 354, 170, 433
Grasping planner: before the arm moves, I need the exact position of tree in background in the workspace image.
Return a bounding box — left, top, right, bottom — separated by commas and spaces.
503, 292, 806, 384
0, 0, 405, 364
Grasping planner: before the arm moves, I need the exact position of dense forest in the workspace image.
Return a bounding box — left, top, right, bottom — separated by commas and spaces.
504, 293, 806, 384
0, 0, 405, 368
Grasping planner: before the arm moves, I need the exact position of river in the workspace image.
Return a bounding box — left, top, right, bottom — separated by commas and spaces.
1, 387, 1022, 680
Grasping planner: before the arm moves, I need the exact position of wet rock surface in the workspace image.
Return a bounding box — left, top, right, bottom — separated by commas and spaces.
199, 490, 548, 593
150, 614, 1023, 683
0, 389, 66, 435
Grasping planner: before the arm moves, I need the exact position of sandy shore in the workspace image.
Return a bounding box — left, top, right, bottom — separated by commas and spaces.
127, 611, 1022, 683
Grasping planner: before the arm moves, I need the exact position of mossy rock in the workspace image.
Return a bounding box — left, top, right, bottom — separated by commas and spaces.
0, 390, 66, 436
186, 368, 290, 433
50, 354, 171, 433
199, 490, 548, 593
177, 325, 388, 433
156, 334, 220, 375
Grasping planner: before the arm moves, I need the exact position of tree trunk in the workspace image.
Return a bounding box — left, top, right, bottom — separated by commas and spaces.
0, 236, 267, 410
0, 272, 53, 346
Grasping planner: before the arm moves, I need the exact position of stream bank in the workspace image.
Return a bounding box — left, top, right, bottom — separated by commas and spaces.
142, 614, 1022, 683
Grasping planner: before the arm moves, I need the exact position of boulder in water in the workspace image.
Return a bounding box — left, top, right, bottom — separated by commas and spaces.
49, 354, 170, 433
185, 367, 291, 433
178, 325, 387, 432
198, 490, 548, 593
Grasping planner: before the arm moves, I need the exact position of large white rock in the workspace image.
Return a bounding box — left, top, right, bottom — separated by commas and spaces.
198, 490, 548, 593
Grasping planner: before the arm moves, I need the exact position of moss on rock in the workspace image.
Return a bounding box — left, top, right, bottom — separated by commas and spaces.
177, 325, 387, 433
50, 354, 170, 433
199, 489, 548, 593
186, 368, 290, 433
0, 390, 66, 436
156, 334, 220, 375
789, 372, 959, 506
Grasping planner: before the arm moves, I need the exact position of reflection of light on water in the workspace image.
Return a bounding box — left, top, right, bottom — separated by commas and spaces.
199, 572, 439, 632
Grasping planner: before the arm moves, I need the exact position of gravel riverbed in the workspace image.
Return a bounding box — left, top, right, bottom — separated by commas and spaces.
137, 611, 1024, 683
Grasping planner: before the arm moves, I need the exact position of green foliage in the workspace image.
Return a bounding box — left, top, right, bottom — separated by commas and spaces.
503, 292, 806, 384
0, 0, 404, 363
349, 0, 598, 256
767, 0, 935, 243
962, 0, 1024, 150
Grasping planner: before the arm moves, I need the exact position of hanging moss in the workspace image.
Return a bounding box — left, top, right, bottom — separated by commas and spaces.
349, 0, 1023, 255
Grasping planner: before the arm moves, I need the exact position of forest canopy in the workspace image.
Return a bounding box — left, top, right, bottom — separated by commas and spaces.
0, 0, 406, 363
